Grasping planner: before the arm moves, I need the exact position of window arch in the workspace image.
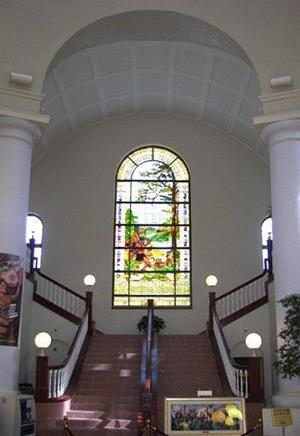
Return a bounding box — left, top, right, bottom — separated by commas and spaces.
113, 146, 191, 308
261, 216, 272, 270
26, 213, 43, 269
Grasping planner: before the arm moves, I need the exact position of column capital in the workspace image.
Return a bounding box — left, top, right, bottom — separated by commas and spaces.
0, 115, 42, 146
261, 118, 300, 148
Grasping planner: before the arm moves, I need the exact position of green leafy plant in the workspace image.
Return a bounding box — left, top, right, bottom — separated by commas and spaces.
137, 315, 166, 333
274, 294, 300, 379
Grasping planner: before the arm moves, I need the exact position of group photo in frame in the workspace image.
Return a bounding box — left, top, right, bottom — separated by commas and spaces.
164, 397, 246, 435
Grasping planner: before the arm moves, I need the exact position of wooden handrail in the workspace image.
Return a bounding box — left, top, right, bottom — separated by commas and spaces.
213, 271, 273, 325
208, 292, 249, 397
47, 310, 89, 371
215, 271, 267, 301
212, 305, 246, 372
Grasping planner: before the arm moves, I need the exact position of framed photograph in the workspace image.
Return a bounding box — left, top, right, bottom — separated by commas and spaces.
164, 397, 246, 435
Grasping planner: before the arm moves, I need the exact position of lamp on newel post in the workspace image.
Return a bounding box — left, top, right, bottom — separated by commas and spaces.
83, 274, 96, 335
34, 331, 52, 401
206, 275, 218, 332
245, 332, 262, 357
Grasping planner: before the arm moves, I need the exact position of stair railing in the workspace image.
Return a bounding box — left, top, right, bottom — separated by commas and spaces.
27, 242, 94, 400
208, 293, 248, 398
34, 295, 93, 400
48, 309, 89, 398
26, 240, 90, 325
33, 270, 87, 323
214, 271, 273, 326
138, 299, 158, 434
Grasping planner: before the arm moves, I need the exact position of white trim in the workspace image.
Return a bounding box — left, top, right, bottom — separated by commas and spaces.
0, 106, 50, 125
0, 85, 43, 102
259, 88, 300, 104
253, 110, 300, 126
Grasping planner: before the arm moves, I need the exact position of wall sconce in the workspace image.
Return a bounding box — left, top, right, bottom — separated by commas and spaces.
83, 274, 96, 287
34, 331, 52, 356
245, 332, 262, 357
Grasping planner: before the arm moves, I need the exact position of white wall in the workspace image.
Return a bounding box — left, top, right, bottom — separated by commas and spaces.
29, 113, 270, 334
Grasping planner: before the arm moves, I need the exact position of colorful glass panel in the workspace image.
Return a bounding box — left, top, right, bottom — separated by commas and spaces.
113, 146, 191, 307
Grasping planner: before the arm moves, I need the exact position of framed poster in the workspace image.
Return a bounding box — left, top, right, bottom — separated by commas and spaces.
164, 397, 246, 435
0, 253, 23, 346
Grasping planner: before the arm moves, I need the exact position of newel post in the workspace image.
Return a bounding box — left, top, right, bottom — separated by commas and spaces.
266, 234, 273, 276
208, 292, 216, 333
28, 235, 36, 274
86, 291, 93, 336
35, 355, 49, 401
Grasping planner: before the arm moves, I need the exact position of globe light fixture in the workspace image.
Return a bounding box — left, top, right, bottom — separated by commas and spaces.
245, 332, 262, 356
34, 331, 52, 356
83, 274, 96, 286
205, 275, 218, 287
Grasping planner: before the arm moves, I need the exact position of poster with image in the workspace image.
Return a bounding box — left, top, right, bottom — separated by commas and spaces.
0, 253, 23, 346
165, 398, 246, 435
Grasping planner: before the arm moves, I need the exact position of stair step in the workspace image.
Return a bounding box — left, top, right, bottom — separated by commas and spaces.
61, 417, 102, 428
67, 410, 104, 419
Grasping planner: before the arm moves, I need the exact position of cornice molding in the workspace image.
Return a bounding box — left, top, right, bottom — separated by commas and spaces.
0, 106, 50, 125
253, 109, 300, 127
259, 88, 300, 104
0, 85, 44, 102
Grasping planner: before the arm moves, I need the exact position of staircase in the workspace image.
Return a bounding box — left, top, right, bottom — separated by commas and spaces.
157, 332, 224, 430
37, 334, 142, 435
69, 334, 142, 434
29, 259, 272, 435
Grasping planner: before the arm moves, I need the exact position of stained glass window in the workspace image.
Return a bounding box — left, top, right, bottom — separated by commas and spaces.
113, 146, 191, 308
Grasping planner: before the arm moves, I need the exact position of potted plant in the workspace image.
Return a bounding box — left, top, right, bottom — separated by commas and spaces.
274, 294, 300, 379
137, 315, 166, 333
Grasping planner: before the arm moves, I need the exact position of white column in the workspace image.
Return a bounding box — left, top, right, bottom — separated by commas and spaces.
0, 116, 41, 392
262, 119, 300, 407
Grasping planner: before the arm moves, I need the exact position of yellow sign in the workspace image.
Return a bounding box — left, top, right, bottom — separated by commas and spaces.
272, 408, 293, 427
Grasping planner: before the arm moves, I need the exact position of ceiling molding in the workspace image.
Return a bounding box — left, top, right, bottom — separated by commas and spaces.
260, 88, 300, 103
0, 85, 44, 102
0, 106, 50, 125
253, 109, 300, 126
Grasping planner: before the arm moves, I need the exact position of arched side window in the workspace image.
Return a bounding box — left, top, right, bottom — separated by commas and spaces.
26, 213, 43, 269
261, 216, 272, 270
113, 146, 191, 308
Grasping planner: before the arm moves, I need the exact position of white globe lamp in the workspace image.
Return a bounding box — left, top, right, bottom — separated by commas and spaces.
34, 331, 52, 356
205, 275, 218, 287
83, 274, 96, 287
245, 333, 262, 356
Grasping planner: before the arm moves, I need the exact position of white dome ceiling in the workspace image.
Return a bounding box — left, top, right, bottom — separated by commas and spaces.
37, 12, 265, 163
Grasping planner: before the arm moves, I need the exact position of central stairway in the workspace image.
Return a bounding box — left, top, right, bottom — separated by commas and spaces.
62, 334, 142, 435
37, 331, 262, 435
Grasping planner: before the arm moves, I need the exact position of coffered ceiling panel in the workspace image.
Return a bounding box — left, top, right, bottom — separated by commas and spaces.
37, 41, 265, 163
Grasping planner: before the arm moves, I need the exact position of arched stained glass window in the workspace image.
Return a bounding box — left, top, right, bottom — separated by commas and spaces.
113, 146, 191, 308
